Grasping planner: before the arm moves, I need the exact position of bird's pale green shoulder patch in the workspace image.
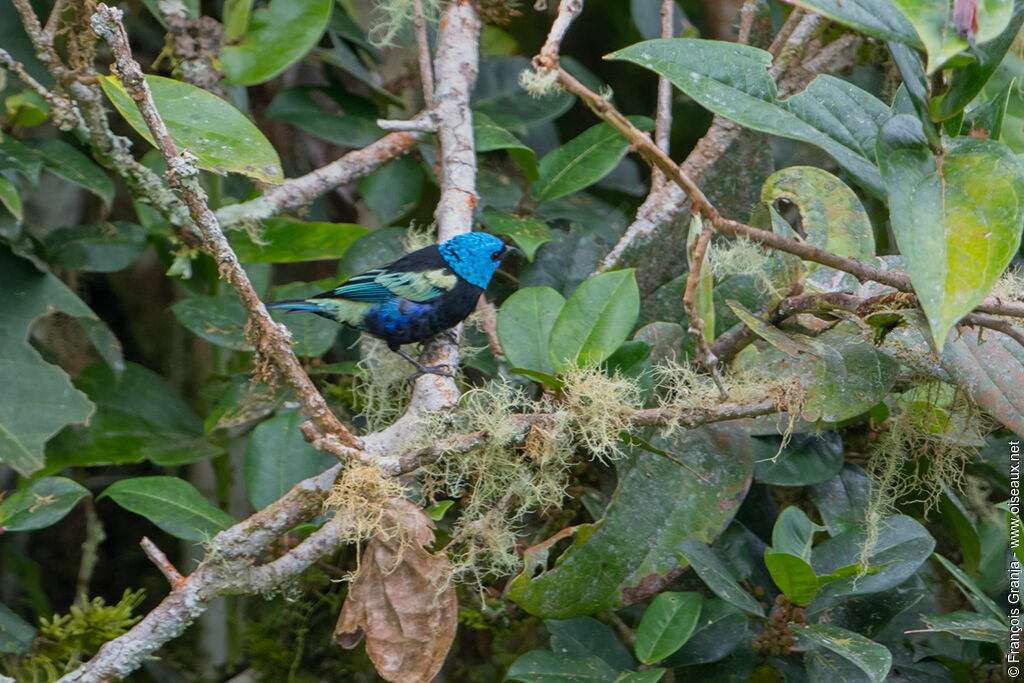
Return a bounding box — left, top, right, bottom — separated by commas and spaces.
378, 268, 454, 302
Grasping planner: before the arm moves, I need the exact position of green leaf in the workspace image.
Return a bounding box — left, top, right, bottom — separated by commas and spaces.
635, 592, 703, 664
473, 56, 574, 131
509, 368, 565, 390
931, 3, 1024, 120
32, 139, 115, 207
662, 600, 749, 667
312, 36, 403, 107
676, 540, 765, 616
738, 322, 899, 423
811, 516, 934, 599
0, 477, 89, 532
5, 90, 48, 126
229, 217, 368, 263
615, 671, 665, 683
877, 117, 1024, 349
808, 464, 870, 536
244, 412, 333, 510
633, 322, 683, 364
754, 433, 845, 487
685, 214, 714, 344
938, 487, 981, 576
45, 362, 223, 470
504, 650, 618, 682
268, 281, 340, 357
764, 550, 821, 606
0, 602, 35, 654
0, 136, 43, 182
892, 0, 1014, 74
962, 80, 1013, 140
931, 552, 1006, 624
797, 623, 892, 683
547, 617, 637, 672
41, 221, 147, 272
475, 112, 539, 182
759, 166, 874, 264
0, 247, 114, 476
205, 374, 290, 432
357, 157, 422, 227
532, 117, 654, 203
726, 300, 815, 357
481, 209, 552, 261
508, 424, 754, 618
548, 270, 640, 373
220, 0, 333, 85
222, 0, 253, 42
785, 0, 919, 44
940, 323, 1024, 440
424, 500, 454, 521
336, 227, 407, 278
99, 74, 283, 184
917, 610, 1009, 646
171, 295, 251, 350
606, 39, 890, 197
498, 286, 565, 373
888, 42, 937, 147
99, 476, 236, 542
264, 86, 383, 149
0, 175, 22, 220
771, 506, 825, 560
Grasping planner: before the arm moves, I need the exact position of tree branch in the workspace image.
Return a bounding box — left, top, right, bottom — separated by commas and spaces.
90, 4, 359, 449
362, 0, 483, 456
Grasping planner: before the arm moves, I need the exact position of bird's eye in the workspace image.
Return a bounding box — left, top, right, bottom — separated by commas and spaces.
491, 249, 503, 261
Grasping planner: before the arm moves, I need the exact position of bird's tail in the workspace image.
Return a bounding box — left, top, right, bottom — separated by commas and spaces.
265, 299, 324, 314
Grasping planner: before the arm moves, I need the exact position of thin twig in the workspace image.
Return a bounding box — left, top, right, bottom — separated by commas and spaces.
91, 4, 361, 450
682, 223, 728, 397
652, 0, 675, 192
0, 48, 54, 101
538, 0, 583, 62
475, 295, 504, 360
376, 116, 438, 132
43, 0, 69, 39
216, 130, 426, 229
413, 0, 435, 107
140, 537, 184, 586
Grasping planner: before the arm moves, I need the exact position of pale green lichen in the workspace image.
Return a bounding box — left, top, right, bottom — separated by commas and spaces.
860, 381, 988, 571
519, 67, 562, 97
367, 0, 443, 47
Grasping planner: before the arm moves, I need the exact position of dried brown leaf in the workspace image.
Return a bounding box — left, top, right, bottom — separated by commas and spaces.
334, 499, 457, 683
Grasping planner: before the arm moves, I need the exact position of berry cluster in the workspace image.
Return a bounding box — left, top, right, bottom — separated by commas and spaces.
751, 594, 806, 656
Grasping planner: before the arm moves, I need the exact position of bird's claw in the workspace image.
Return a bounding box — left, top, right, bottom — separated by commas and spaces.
407, 363, 455, 383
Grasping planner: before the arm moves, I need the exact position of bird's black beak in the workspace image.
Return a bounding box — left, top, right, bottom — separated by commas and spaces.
499, 244, 519, 261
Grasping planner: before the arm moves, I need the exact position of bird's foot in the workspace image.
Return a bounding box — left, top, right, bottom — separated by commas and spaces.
395, 348, 455, 382
407, 363, 456, 383
437, 329, 461, 345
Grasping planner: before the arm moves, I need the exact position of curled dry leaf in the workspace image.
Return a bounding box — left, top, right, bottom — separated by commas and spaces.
334, 499, 457, 683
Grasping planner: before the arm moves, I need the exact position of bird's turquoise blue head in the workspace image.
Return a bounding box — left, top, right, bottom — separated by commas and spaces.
438, 232, 512, 288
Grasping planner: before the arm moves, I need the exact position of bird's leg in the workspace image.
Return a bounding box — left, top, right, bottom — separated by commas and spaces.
394, 347, 455, 381
439, 328, 460, 345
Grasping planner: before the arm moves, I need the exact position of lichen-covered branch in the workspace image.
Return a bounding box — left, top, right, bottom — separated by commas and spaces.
55, 463, 345, 682
533, 58, 1024, 324
90, 4, 359, 450
362, 0, 482, 456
